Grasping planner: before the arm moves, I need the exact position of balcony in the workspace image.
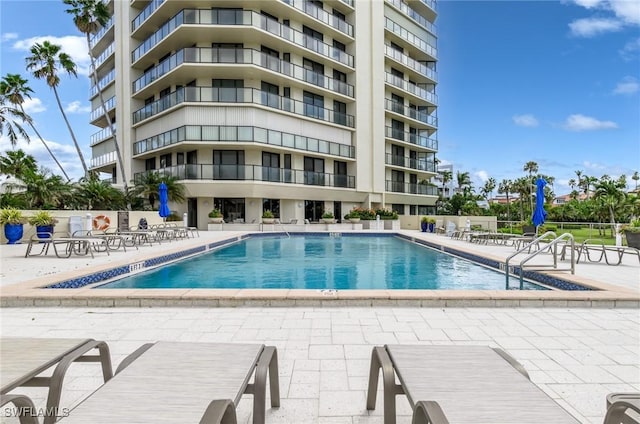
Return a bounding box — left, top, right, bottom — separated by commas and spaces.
90, 68, 115, 98
385, 154, 436, 172
384, 98, 437, 127
385, 73, 437, 105
385, 180, 438, 195
133, 47, 354, 98
90, 151, 117, 169
89, 17, 114, 48
90, 96, 115, 122
131, 0, 165, 32
133, 125, 355, 158
385, 126, 437, 150
134, 165, 356, 188
132, 9, 354, 68
132, 86, 355, 127
94, 42, 114, 70
281, 0, 353, 37
385, 18, 437, 59
386, 0, 436, 35
90, 125, 116, 146
384, 45, 436, 82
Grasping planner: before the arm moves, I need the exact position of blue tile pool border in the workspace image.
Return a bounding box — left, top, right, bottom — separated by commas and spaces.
45, 233, 592, 291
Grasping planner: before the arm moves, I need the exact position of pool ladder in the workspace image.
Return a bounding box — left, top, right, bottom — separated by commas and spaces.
504, 232, 575, 289
277, 220, 290, 238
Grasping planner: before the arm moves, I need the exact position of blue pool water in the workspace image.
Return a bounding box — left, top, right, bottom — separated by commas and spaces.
99, 235, 545, 290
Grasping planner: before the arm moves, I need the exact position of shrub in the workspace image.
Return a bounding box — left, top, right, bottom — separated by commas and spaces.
27, 211, 58, 226
322, 211, 334, 219
0, 208, 26, 225
375, 208, 398, 220
166, 212, 182, 222
208, 209, 223, 218
262, 210, 274, 218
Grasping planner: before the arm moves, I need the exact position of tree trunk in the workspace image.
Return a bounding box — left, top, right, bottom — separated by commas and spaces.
52, 85, 88, 176
87, 33, 130, 209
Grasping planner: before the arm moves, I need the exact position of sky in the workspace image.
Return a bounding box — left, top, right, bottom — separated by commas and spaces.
0, 0, 639, 195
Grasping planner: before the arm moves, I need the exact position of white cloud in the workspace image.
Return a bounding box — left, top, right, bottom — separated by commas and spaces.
613, 76, 640, 95
512, 114, 539, 127
475, 170, 489, 183
22, 97, 46, 114
583, 160, 607, 170
620, 37, 640, 60
64, 101, 91, 114
12, 35, 90, 76
568, 0, 640, 37
563, 114, 618, 131
0, 33, 18, 43
569, 17, 623, 37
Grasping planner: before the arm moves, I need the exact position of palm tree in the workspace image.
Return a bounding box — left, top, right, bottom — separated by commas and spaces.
22, 168, 73, 209
75, 173, 127, 210
0, 149, 37, 179
632, 171, 639, 191
498, 179, 513, 220
523, 161, 538, 213
64, 0, 128, 194
455, 171, 472, 194
0, 93, 31, 146
481, 177, 496, 202
25, 40, 88, 176
439, 169, 452, 198
593, 179, 626, 234
0, 73, 71, 181
512, 177, 531, 221
133, 172, 186, 209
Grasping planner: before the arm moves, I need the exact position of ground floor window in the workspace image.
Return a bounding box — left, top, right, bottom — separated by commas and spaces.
263, 199, 280, 218
214, 198, 245, 222
392, 204, 405, 215
305, 200, 324, 222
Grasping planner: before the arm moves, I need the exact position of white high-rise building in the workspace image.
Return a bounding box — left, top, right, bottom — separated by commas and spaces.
89, 0, 438, 228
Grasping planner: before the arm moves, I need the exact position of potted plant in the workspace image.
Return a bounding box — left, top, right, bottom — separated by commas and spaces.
321, 211, 335, 224
28, 211, 58, 240
623, 218, 640, 249
420, 216, 429, 232
428, 218, 436, 233
0, 208, 27, 244
345, 208, 361, 223
208, 209, 224, 223
262, 210, 275, 224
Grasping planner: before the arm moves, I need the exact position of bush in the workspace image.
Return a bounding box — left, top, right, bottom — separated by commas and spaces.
322, 211, 334, 219
0, 208, 26, 225
166, 212, 182, 222
27, 211, 58, 226
262, 210, 274, 218
208, 209, 222, 218
375, 208, 398, 220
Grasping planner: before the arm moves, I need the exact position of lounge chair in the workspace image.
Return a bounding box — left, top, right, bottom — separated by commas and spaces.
566, 239, 640, 266
604, 393, 640, 424
59, 341, 280, 424
0, 338, 113, 424
366, 345, 580, 424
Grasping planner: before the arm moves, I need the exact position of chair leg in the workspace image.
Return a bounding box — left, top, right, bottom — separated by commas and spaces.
199, 399, 238, 424
366, 346, 404, 424
412, 400, 450, 424
246, 345, 280, 424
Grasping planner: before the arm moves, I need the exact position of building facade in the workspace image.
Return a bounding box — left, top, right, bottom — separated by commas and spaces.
89, 0, 439, 228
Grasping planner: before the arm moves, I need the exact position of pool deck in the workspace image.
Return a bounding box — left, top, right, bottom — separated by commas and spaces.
1, 230, 639, 423
0, 230, 638, 307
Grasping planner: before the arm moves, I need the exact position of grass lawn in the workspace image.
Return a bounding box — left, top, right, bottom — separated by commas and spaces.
549, 227, 619, 245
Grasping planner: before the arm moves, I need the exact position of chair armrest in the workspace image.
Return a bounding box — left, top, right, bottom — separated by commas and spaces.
412, 400, 450, 424
199, 399, 237, 424
603, 393, 640, 424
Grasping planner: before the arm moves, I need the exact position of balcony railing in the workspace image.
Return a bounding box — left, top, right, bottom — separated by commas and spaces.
385, 180, 438, 195
132, 9, 354, 67
385, 154, 436, 172
132, 86, 355, 127
90, 96, 115, 122
133, 125, 355, 158
90, 151, 117, 168
384, 46, 436, 82
134, 165, 356, 188
281, 0, 353, 36
90, 68, 115, 98
386, 0, 436, 34
385, 126, 437, 150
94, 42, 114, 69
419, 0, 437, 13
133, 47, 354, 97
385, 18, 437, 58
385, 73, 437, 104
90, 125, 116, 146
131, 0, 166, 31
89, 17, 113, 47
384, 98, 437, 127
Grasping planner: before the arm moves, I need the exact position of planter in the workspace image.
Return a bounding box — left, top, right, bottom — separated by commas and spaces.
383, 220, 400, 230
625, 231, 640, 249
4, 223, 23, 244
420, 222, 428, 232
322, 218, 336, 224
428, 223, 435, 233
36, 225, 54, 239
209, 217, 224, 224
349, 218, 361, 223
262, 218, 275, 224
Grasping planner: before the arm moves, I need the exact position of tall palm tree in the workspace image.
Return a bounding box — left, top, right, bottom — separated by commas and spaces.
481, 177, 496, 202
523, 161, 538, 213
133, 172, 186, 209
0, 93, 31, 146
0, 149, 37, 179
632, 171, 639, 191
25, 40, 88, 176
0, 73, 71, 181
439, 169, 452, 198
498, 179, 513, 220
456, 171, 472, 194
593, 179, 626, 232
64, 0, 128, 193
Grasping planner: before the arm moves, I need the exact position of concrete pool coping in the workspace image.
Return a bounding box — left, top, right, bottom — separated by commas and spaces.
1, 230, 638, 308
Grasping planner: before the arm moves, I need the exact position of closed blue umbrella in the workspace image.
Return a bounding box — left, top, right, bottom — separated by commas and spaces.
531, 178, 547, 235
158, 182, 170, 220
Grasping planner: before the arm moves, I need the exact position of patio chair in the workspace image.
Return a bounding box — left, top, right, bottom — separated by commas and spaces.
604, 392, 640, 424
0, 338, 113, 424
59, 341, 280, 424
366, 345, 580, 424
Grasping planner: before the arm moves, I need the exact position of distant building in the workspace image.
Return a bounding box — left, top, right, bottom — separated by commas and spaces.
552, 193, 589, 206
433, 164, 454, 199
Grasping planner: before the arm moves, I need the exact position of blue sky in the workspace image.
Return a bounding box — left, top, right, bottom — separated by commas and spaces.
1, 0, 639, 195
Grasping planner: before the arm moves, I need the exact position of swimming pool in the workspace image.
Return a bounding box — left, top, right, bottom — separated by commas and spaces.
99, 235, 545, 290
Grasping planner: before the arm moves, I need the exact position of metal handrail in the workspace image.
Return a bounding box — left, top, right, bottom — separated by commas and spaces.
504, 231, 574, 290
